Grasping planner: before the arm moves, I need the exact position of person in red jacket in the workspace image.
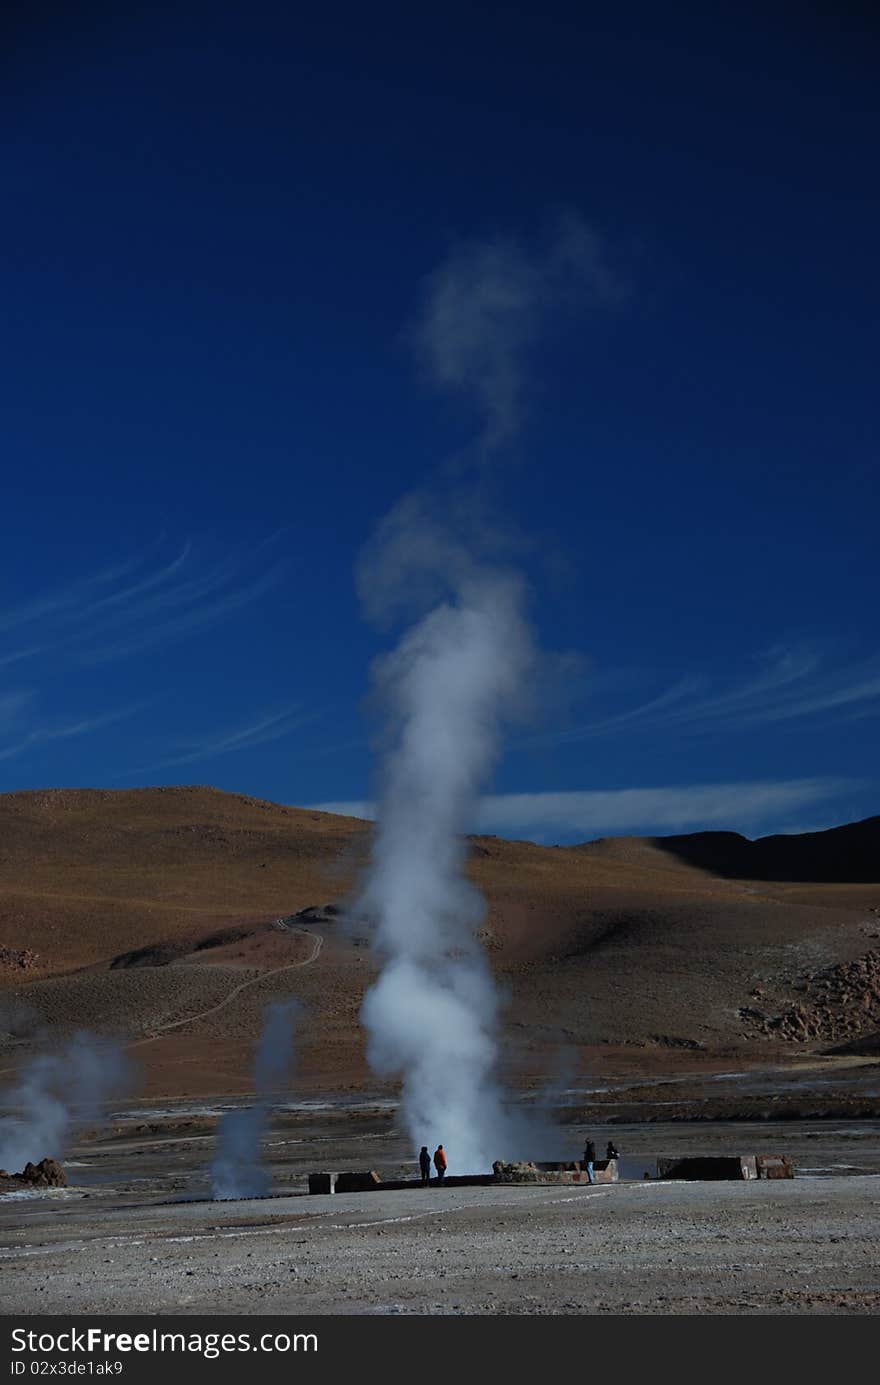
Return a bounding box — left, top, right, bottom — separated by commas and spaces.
433, 1144, 448, 1184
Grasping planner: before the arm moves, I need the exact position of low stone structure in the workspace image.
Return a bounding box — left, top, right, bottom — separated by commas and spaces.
756, 1155, 795, 1179
333, 1170, 383, 1193
308, 1170, 380, 1195
307, 1172, 338, 1195
307, 1153, 794, 1193
307, 1169, 495, 1194
492, 1159, 618, 1185
657, 1155, 757, 1181
307, 1160, 621, 1195
656, 1155, 794, 1181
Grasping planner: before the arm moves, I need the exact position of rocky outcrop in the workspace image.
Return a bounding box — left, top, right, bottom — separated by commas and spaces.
0, 1158, 67, 1189
0, 945, 39, 970
741, 951, 880, 1043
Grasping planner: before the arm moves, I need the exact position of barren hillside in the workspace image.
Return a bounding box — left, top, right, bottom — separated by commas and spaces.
1, 787, 878, 1097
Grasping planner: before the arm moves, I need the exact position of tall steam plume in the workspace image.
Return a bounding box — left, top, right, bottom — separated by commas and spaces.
0, 1031, 132, 1172
358, 566, 533, 1170
356, 219, 616, 1170
211, 999, 299, 1200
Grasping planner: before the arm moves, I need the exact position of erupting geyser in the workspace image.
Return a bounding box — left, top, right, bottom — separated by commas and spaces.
357, 557, 534, 1171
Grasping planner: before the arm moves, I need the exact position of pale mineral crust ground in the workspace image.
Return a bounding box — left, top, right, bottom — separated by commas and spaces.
1, 1172, 878, 1316
1, 1108, 879, 1315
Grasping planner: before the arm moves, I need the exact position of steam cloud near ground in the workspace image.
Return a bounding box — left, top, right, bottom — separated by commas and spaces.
211, 1000, 300, 1200
0, 1031, 132, 1172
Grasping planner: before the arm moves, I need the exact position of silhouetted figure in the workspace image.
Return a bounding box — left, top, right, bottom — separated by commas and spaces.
419, 1146, 431, 1186
583, 1139, 596, 1184
606, 1140, 619, 1161
433, 1144, 447, 1184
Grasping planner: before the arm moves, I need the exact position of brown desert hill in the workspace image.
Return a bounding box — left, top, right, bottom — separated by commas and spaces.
0, 785, 370, 972
0, 785, 879, 1098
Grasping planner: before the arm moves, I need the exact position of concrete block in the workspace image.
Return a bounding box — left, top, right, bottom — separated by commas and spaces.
756, 1155, 795, 1179
334, 1170, 383, 1193
656, 1156, 757, 1181
592, 1159, 619, 1184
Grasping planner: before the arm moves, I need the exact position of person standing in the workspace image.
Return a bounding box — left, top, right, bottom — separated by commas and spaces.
433, 1144, 447, 1184
583, 1138, 596, 1184
419, 1146, 431, 1186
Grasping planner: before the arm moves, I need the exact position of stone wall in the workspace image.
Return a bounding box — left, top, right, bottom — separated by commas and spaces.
492, 1159, 618, 1185
656, 1156, 758, 1181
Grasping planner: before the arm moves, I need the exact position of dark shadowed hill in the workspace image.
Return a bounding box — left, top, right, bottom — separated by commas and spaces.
638, 817, 880, 882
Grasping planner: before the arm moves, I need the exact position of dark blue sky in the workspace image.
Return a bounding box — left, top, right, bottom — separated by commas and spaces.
2, 2, 877, 841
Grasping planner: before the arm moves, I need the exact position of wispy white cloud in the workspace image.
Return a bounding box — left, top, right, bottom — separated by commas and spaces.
469, 779, 856, 838
81, 563, 285, 665
313, 775, 855, 840
0, 539, 287, 671
0, 690, 33, 726
74, 543, 194, 621
547, 645, 880, 744
0, 539, 288, 777
0, 554, 143, 635
0, 703, 145, 764
312, 799, 374, 821
127, 705, 316, 775
748, 670, 880, 725
564, 675, 705, 739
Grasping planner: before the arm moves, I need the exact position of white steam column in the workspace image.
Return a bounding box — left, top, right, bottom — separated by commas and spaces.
359, 571, 533, 1172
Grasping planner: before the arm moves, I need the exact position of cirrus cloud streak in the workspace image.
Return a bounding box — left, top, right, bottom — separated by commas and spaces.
313, 775, 858, 841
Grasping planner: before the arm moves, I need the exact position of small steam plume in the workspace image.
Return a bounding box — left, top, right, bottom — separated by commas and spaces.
211, 999, 299, 1200
0, 1031, 132, 1172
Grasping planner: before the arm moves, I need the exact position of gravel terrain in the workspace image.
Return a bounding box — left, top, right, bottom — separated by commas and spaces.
2, 1169, 878, 1315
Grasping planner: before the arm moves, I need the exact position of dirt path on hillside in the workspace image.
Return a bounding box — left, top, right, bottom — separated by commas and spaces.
0, 931, 324, 1080
128, 929, 324, 1048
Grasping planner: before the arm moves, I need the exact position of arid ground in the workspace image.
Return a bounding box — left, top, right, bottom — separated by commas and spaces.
1, 1106, 879, 1315
1, 787, 879, 1313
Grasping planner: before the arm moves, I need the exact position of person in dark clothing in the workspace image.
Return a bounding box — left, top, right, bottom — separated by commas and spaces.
433, 1144, 447, 1183
419, 1146, 431, 1186
583, 1139, 596, 1184
606, 1140, 619, 1161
